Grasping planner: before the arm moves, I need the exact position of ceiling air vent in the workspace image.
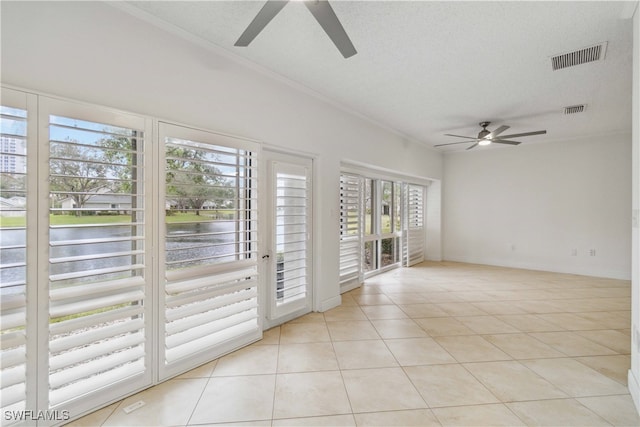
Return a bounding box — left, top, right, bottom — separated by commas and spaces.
564, 104, 586, 115
551, 42, 607, 71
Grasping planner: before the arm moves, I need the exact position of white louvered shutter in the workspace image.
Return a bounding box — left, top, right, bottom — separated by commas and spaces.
159, 123, 260, 378
406, 184, 425, 266
339, 174, 363, 289
44, 100, 152, 411
0, 89, 32, 420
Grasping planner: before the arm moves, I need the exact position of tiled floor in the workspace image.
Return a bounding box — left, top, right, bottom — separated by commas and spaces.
69, 262, 639, 426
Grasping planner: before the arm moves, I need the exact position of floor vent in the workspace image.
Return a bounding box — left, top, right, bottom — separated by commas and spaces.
564, 104, 586, 115
551, 43, 607, 71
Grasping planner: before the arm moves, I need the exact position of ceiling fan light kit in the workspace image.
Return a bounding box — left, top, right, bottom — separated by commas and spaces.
436, 121, 547, 150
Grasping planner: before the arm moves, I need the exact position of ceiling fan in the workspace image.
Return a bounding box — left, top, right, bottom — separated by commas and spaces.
234, 0, 357, 58
435, 122, 547, 150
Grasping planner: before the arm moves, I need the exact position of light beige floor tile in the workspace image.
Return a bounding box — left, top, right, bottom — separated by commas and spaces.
537, 313, 609, 331
405, 364, 499, 408
354, 409, 440, 426
212, 344, 278, 376
577, 329, 631, 354
360, 304, 409, 320
434, 336, 511, 362
415, 317, 475, 337
418, 291, 465, 303
432, 403, 526, 427
577, 395, 640, 426
463, 361, 567, 401
176, 359, 218, 379
354, 294, 394, 305
287, 312, 326, 323
67, 402, 118, 427
455, 316, 520, 334
530, 331, 617, 356
280, 322, 331, 344
340, 293, 359, 306
273, 371, 351, 419
386, 293, 430, 304
256, 326, 281, 344
326, 320, 380, 341
398, 303, 449, 318
273, 414, 356, 426
333, 340, 398, 369
483, 333, 564, 359
522, 358, 629, 397
189, 375, 275, 425
385, 337, 456, 366
103, 379, 208, 426
197, 421, 271, 426
323, 305, 368, 321
370, 319, 428, 339
507, 398, 610, 426
496, 314, 564, 332
435, 302, 488, 316
342, 367, 427, 413
277, 342, 339, 373
576, 311, 632, 329
470, 301, 527, 315
575, 354, 630, 384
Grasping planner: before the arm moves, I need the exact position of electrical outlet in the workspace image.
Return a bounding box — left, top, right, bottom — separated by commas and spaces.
510, 244, 516, 251
589, 249, 596, 256
633, 209, 639, 228
571, 248, 577, 256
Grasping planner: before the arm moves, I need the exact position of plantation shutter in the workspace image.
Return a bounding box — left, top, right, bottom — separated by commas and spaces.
406, 184, 425, 266
159, 123, 260, 379
0, 89, 33, 420
43, 99, 152, 412
339, 173, 363, 290
270, 161, 311, 318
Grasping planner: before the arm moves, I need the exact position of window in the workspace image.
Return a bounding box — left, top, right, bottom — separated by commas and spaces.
339, 174, 363, 288
45, 105, 152, 410
339, 169, 427, 279
1, 89, 263, 422
159, 123, 260, 378
0, 96, 29, 418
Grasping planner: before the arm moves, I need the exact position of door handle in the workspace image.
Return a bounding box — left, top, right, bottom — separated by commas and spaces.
262, 254, 270, 259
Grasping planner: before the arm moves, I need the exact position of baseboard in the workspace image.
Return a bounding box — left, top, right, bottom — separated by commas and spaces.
318, 295, 341, 312
629, 369, 640, 416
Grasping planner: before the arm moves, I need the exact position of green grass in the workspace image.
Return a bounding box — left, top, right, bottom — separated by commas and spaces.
0, 212, 235, 227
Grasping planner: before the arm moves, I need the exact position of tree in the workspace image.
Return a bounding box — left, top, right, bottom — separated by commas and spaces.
49, 141, 109, 215
165, 145, 235, 216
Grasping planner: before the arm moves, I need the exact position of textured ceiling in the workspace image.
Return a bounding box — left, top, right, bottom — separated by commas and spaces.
120, 1, 634, 151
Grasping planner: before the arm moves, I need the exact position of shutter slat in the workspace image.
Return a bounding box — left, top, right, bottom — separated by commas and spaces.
50, 317, 144, 354
50, 332, 145, 371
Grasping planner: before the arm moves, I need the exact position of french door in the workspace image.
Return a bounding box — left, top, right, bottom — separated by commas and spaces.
263, 151, 313, 326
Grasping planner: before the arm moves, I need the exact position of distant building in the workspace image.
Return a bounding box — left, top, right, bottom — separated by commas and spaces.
0, 136, 26, 173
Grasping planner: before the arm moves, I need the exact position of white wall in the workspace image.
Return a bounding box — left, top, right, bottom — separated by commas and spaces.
629, 0, 640, 414
0, 1, 442, 311
443, 134, 632, 280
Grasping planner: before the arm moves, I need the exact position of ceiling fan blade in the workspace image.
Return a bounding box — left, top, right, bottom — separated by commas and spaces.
444, 133, 477, 140
434, 140, 478, 147
304, 0, 357, 58
492, 139, 522, 145
488, 125, 509, 139
498, 130, 547, 139
235, 0, 289, 47
466, 142, 480, 150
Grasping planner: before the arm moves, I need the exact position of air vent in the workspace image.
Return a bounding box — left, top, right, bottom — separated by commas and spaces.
564, 104, 586, 115
551, 42, 607, 71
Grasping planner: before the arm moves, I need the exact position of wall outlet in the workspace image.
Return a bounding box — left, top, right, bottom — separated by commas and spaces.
510, 244, 516, 251
589, 249, 596, 256
571, 248, 577, 256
